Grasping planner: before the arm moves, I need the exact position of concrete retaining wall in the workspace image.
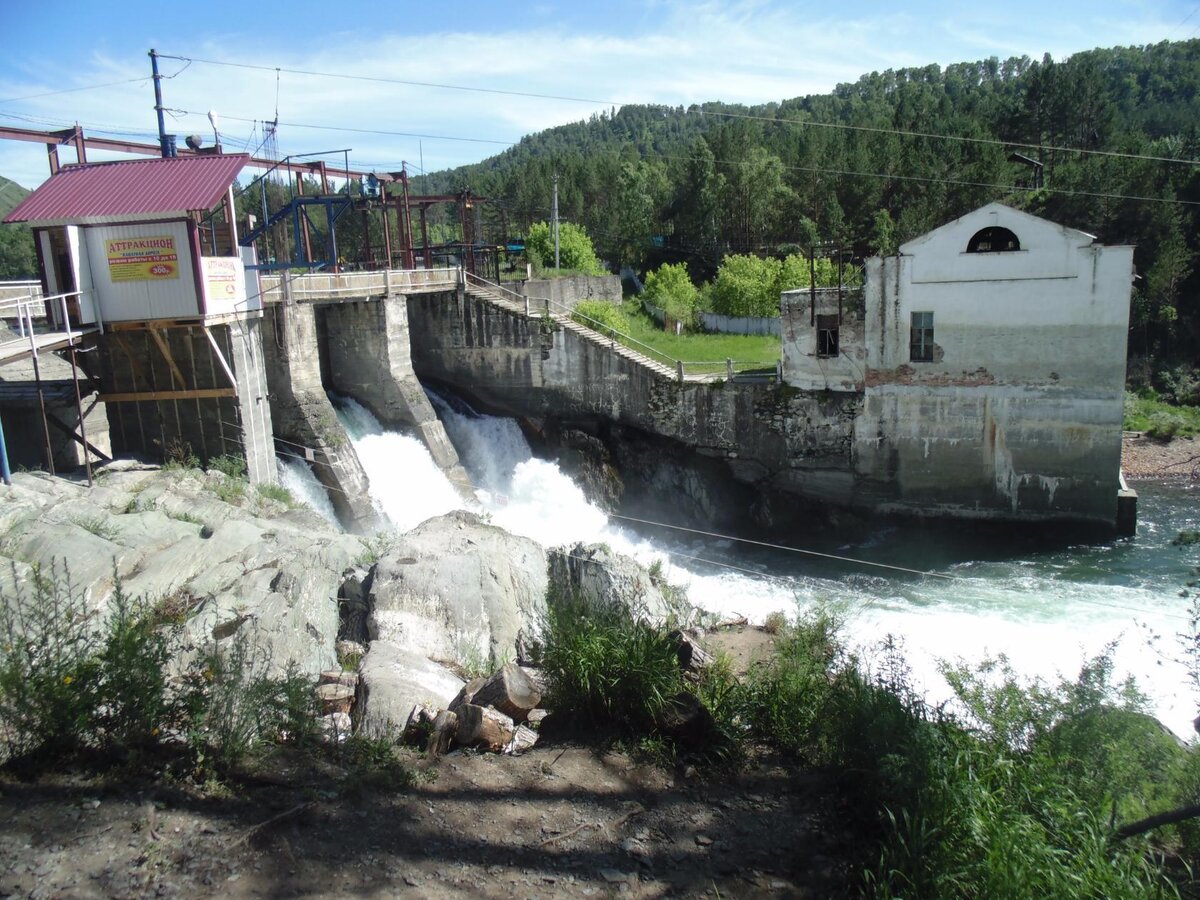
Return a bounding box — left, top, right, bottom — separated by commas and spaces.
406, 290, 860, 523
513, 275, 622, 312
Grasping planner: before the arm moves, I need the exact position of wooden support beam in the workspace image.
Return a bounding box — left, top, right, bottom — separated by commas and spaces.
202, 326, 238, 390
149, 327, 188, 390
112, 333, 148, 388
45, 412, 112, 462
99, 388, 236, 403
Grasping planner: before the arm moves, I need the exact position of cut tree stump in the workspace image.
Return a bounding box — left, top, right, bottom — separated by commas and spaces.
455, 703, 515, 751
471, 663, 542, 722
315, 683, 355, 715
427, 709, 458, 757
668, 629, 714, 675
505, 724, 539, 755
448, 676, 488, 713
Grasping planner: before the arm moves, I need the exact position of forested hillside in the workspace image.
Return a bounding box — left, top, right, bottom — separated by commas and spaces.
423, 41, 1200, 374
0, 175, 35, 280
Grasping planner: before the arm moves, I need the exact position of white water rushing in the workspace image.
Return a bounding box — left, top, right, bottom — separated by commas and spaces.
311, 395, 1197, 739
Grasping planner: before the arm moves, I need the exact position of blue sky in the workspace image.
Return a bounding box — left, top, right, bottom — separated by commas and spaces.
1, 0, 1197, 189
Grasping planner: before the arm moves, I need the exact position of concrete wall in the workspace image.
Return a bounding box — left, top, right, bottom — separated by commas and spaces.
406, 290, 860, 522
853, 203, 1133, 526
781, 287, 867, 392
514, 275, 622, 312
261, 299, 380, 533
319, 296, 468, 487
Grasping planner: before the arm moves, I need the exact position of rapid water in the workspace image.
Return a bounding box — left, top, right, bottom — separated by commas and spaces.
309, 393, 1200, 738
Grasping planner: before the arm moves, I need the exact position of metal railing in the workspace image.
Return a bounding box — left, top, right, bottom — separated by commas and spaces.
0, 289, 94, 350
257, 267, 460, 303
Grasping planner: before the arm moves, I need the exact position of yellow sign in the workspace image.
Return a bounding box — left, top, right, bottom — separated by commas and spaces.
106, 235, 180, 283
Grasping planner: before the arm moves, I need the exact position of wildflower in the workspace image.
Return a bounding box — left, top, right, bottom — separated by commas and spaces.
63, 675, 73, 685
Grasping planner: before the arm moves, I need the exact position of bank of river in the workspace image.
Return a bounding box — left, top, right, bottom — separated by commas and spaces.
279, 400, 1200, 738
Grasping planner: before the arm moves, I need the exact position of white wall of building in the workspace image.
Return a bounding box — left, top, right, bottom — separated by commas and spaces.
80, 220, 200, 322
852, 203, 1134, 525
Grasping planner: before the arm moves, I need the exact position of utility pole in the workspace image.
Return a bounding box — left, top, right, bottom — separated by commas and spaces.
149, 49, 173, 157
552, 173, 560, 271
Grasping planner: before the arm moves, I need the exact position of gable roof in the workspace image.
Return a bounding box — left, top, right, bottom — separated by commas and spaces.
898, 202, 1097, 255
3, 154, 249, 227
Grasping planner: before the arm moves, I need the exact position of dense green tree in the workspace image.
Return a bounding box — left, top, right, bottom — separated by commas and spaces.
642, 262, 699, 325
526, 221, 605, 275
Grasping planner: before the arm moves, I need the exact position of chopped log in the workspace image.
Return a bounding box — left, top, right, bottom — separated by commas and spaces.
319, 670, 359, 689
315, 683, 355, 715
427, 709, 458, 757
471, 663, 542, 722
455, 703, 515, 752
405, 704, 437, 734
668, 629, 715, 675
448, 676, 488, 713
520, 665, 549, 695
505, 725, 539, 755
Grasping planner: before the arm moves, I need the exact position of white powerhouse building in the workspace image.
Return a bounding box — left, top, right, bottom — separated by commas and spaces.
784, 203, 1135, 532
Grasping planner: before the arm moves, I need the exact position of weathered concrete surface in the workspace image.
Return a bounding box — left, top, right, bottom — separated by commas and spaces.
261, 299, 381, 533
368, 510, 548, 670
319, 296, 469, 491
0, 466, 366, 679
513, 274, 621, 312
849, 205, 1132, 527
407, 290, 859, 528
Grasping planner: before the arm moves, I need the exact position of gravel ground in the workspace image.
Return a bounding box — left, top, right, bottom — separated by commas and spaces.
1122, 433, 1200, 480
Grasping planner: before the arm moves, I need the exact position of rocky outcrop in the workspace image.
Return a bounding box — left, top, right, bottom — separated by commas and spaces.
367, 510, 548, 670
356, 640, 465, 739
547, 542, 694, 626
0, 465, 365, 679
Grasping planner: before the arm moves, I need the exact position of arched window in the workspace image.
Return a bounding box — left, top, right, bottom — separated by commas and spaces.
966, 226, 1020, 253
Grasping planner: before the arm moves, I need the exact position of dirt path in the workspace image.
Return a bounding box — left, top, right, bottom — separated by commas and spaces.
0, 731, 853, 899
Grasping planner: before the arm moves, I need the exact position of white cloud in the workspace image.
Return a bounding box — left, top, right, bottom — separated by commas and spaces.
0, 0, 1191, 188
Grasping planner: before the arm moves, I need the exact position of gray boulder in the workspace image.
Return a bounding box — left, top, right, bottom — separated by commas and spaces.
356, 640, 465, 739
0, 468, 365, 679
547, 542, 695, 626
368, 509, 547, 669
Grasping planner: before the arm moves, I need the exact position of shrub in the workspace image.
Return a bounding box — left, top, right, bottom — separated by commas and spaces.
526, 221, 605, 276
1146, 411, 1185, 440
256, 482, 296, 506
642, 262, 699, 328
540, 589, 683, 736
571, 300, 630, 339
0, 562, 178, 762
176, 630, 320, 775
207, 455, 247, 479
0, 562, 101, 760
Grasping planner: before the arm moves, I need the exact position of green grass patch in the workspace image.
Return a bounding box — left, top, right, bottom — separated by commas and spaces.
256, 482, 296, 506
1124, 392, 1200, 438
617, 301, 780, 372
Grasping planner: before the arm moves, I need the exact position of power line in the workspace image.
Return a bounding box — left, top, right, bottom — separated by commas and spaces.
157, 53, 614, 107
0, 77, 150, 105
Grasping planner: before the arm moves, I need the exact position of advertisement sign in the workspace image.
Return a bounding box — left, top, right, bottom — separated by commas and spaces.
105, 235, 180, 283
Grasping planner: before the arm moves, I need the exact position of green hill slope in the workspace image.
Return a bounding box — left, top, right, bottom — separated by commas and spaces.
0, 175, 36, 280
422, 40, 1200, 372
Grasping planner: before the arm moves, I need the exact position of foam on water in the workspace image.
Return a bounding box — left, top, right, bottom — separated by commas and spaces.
336, 391, 1199, 738
277, 456, 339, 526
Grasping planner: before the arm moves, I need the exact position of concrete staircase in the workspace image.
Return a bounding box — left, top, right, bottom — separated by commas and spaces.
463, 280, 679, 382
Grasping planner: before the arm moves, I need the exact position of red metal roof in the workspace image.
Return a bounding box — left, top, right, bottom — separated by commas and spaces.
3, 154, 250, 226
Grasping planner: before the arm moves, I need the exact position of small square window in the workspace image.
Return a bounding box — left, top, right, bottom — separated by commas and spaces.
910, 311, 934, 362
817, 315, 839, 358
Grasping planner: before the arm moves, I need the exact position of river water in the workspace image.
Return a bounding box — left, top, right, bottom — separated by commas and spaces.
279, 395, 1200, 738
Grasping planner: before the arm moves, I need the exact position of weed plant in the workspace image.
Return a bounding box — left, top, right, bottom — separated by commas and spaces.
541, 589, 683, 737
0, 561, 325, 781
